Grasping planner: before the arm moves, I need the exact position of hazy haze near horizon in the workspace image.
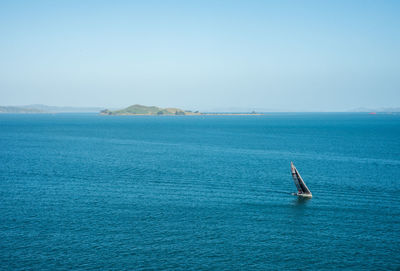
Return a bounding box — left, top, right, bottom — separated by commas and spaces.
0, 0, 399, 111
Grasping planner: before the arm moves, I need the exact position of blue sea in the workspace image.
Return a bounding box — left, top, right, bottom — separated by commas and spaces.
0, 113, 399, 270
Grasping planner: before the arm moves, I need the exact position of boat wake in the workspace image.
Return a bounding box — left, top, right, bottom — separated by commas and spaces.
264, 189, 293, 195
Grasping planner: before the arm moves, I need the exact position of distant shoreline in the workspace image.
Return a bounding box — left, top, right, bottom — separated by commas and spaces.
2, 111, 400, 115
100, 112, 265, 116
201, 113, 264, 116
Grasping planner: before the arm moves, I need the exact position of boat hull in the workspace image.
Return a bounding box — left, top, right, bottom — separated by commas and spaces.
292, 192, 312, 198
297, 193, 312, 198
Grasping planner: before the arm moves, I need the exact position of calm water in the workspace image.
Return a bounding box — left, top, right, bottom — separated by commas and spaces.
0, 113, 399, 270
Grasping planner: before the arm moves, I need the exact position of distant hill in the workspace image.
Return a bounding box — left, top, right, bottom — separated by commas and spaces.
0, 104, 106, 113
0, 106, 45, 113
348, 107, 400, 113
101, 104, 200, 115
22, 104, 105, 113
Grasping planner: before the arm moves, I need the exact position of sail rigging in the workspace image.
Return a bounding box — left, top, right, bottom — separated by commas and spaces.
291, 162, 312, 197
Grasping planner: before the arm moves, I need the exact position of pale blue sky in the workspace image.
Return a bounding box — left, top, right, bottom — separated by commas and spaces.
0, 0, 399, 111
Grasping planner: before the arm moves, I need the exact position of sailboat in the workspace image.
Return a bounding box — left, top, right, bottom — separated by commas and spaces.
291, 162, 312, 198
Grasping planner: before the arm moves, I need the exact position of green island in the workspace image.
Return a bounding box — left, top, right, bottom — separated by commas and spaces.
100, 104, 263, 116
100, 104, 200, 115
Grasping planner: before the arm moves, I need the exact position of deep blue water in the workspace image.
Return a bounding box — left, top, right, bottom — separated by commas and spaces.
0, 113, 399, 270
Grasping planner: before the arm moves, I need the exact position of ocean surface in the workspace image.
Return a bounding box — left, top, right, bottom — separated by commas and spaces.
0, 113, 399, 270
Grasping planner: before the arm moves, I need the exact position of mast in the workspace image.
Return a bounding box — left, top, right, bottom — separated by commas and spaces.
291, 162, 302, 193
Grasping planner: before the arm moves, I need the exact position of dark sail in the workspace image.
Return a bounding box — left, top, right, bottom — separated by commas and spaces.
291, 162, 312, 197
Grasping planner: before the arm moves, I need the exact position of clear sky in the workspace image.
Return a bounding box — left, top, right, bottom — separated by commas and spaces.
0, 0, 399, 111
